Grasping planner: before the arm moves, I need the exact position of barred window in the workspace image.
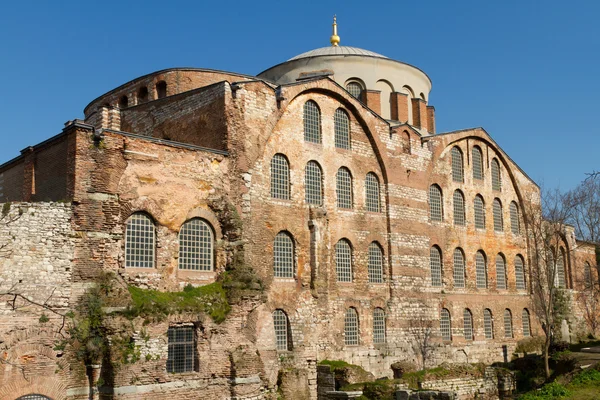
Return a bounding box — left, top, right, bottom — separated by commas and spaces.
496, 254, 507, 290
335, 239, 353, 282
472, 146, 484, 180
453, 190, 466, 226
484, 309, 494, 339
178, 219, 214, 271
334, 108, 351, 149
365, 173, 381, 212
305, 161, 323, 206
515, 255, 526, 290
453, 248, 466, 288
125, 213, 155, 268
273, 309, 292, 351
430, 246, 442, 287
476, 251, 488, 289
344, 308, 359, 346
491, 158, 501, 191
429, 185, 443, 222
17, 395, 53, 400
270, 154, 290, 200
493, 198, 503, 232
474, 195, 485, 229
346, 82, 363, 99
451, 147, 464, 183
167, 326, 196, 373
303, 100, 321, 143
463, 309, 473, 341
504, 309, 513, 338
336, 167, 353, 209
557, 248, 566, 288
440, 309, 452, 341
368, 242, 384, 283
274, 232, 294, 278
522, 309, 531, 337
510, 202, 520, 235
373, 308, 386, 344
584, 262, 593, 288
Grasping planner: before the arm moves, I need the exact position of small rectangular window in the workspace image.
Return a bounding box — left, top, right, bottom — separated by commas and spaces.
167, 326, 196, 373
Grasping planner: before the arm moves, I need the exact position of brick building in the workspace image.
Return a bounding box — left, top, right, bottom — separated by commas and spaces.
0, 19, 597, 400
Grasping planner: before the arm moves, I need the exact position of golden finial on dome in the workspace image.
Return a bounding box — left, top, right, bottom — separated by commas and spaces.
330, 15, 340, 47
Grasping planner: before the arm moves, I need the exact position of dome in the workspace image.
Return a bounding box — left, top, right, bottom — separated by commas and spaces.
288, 46, 388, 61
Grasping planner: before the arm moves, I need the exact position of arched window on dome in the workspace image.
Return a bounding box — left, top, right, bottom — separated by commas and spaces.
119, 95, 128, 109
137, 86, 148, 104
401, 85, 415, 125
375, 79, 394, 120
346, 81, 363, 99
156, 80, 167, 99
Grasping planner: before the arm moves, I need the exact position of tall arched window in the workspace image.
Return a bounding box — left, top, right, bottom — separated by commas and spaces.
274, 231, 294, 278
156, 80, 167, 99
496, 253, 507, 290
273, 309, 292, 351
515, 255, 526, 290
335, 239, 353, 282
493, 198, 503, 232
451, 147, 464, 183
472, 146, 484, 180
430, 246, 442, 287
474, 195, 486, 229
346, 82, 363, 99
476, 251, 488, 289
453, 190, 466, 226
463, 309, 473, 341
491, 158, 502, 191
305, 161, 323, 206
429, 185, 443, 222
504, 309, 513, 338
522, 309, 531, 337
119, 95, 129, 109
510, 202, 520, 235
557, 247, 567, 288
334, 108, 351, 149
453, 248, 466, 288
373, 308, 386, 344
303, 100, 321, 143
178, 218, 214, 271
137, 86, 149, 103
368, 242, 384, 283
440, 309, 452, 341
125, 213, 155, 268
484, 309, 494, 339
344, 308, 359, 345
270, 154, 290, 200
584, 262, 593, 288
336, 167, 353, 209
365, 173, 381, 212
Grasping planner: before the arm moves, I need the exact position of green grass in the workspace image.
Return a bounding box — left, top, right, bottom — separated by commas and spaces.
518, 363, 600, 400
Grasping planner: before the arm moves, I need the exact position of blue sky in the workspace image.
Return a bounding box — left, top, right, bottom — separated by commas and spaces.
0, 1, 598, 190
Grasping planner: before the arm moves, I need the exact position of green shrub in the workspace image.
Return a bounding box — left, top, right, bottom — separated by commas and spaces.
515, 336, 545, 354
518, 381, 571, 400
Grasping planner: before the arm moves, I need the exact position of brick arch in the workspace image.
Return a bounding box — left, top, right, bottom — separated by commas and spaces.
0, 376, 67, 400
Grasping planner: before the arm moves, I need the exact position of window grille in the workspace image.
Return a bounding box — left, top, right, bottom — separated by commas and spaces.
472, 146, 484, 180
429, 185, 443, 222
334, 108, 351, 149
344, 308, 359, 345
430, 246, 442, 287
451, 147, 464, 183
270, 154, 290, 200
463, 309, 473, 341
17, 396, 52, 400
336, 168, 353, 209
510, 202, 520, 234
515, 256, 526, 290
368, 242, 384, 283
373, 308, 386, 344
453, 190, 465, 226
178, 219, 213, 271
522, 309, 531, 337
273, 310, 290, 350
274, 232, 294, 278
584, 262, 593, 288
303, 100, 321, 143
365, 173, 381, 212
346, 82, 363, 99
491, 158, 501, 191
440, 309, 452, 341
474, 195, 485, 229
125, 213, 155, 268
493, 199, 503, 232
504, 309, 513, 338
305, 161, 323, 206
167, 326, 195, 373
476, 251, 487, 289
556, 250, 566, 288
453, 248, 466, 288
496, 254, 507, 289
335, 239, 353, 282
484, 309, 494, 339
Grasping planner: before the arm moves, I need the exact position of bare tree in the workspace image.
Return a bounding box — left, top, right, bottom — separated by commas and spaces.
407, 314, 435, 370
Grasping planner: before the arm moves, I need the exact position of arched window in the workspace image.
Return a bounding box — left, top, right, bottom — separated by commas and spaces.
336, 167, 353, 209
373, 308, 386, 344
474, 195, 485, 229
303, 100, 321, 143
178, 218, 214, 271
472, 146, 484, 180
137, 86, 149, 103
491, 158, 501, 191
274, 231, 294, 278
453, 190, 466, 226
440, 309, 452, 341
344, 308, 359, 345
335, 239, 353, 282
305, 161, 323, 206
515, 255, 526, 290
346, 82, 363, 99
510, 201, 520, 235
156, 81, 167, 99
403, 131, 411, 154
17, 395, 53, 399
504, 309, 513, 338
125, 213, 155, 268
119, 95, 128, 109
451, 147, 464, 183
273, 309, 292, 350
496, 253, 507, 290
453, 248, 466, 288
476, 251, 488, 289
493, 198, 503, 232
270, 154, 290, 200
368, 242, 384, 283
484, 309, 494, 339
584, 262, 593, 288
429, 185, 443, 222
365, 173, 381, 212
557, 247, 567, 288
334, 108, 351, 149
430, 246, 442, 287
522, 309, 531, 337
463, 309, 473, 341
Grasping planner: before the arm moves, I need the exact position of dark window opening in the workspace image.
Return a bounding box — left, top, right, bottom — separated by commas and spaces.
156, 81, 167, 99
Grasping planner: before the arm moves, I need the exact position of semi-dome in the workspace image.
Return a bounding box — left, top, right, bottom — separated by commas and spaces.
288, 46, 388, 61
